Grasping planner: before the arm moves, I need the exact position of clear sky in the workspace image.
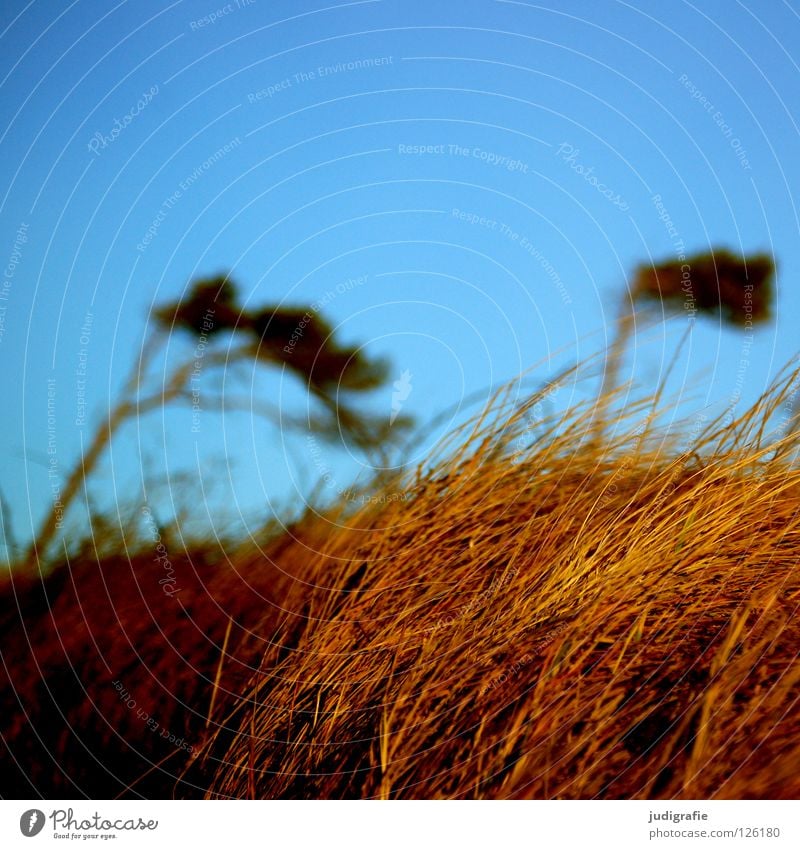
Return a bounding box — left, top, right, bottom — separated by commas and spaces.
2, 0, 799, 560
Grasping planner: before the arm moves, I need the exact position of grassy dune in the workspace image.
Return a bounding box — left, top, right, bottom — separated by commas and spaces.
3, 367, 800, 798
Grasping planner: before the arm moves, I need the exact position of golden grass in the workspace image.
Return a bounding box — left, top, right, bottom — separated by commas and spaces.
3, 364, 800, 798
183, 366, 800, 799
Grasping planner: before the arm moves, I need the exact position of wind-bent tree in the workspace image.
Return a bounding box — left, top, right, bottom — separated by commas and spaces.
632, 249, 774, 325
598, 249, 776, 433
28, 275, 409, 565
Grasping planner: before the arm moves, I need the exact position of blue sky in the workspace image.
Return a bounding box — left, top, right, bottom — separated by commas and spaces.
2, 0, 799, 559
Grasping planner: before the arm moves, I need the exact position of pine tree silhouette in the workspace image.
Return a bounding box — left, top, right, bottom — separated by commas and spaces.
153, 276, 241, 336
633, 249, 775, 326
153, 275, 399, 447
250, 307, 388, 393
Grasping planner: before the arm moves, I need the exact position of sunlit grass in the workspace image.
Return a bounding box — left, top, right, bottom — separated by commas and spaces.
183, 363, 800, 799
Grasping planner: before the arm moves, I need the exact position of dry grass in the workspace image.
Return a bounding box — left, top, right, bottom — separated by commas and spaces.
3, 365, 800, 798
191, 366, 800, 799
